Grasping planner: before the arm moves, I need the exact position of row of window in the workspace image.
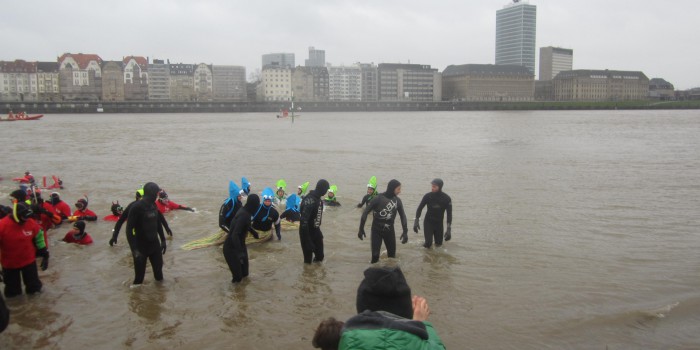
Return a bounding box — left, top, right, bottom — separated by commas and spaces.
2, 87, 60, 92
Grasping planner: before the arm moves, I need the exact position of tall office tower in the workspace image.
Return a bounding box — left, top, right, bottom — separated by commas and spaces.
495, 0, 537, 74
262, 53, 295, 68
305, 46, 326, 67
539, 46, 573, 80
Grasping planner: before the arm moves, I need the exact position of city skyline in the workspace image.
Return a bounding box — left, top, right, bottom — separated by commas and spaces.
2, 0, 698, 89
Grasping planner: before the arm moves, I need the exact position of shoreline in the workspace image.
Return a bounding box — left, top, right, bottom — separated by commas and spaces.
2, 100, 700, 114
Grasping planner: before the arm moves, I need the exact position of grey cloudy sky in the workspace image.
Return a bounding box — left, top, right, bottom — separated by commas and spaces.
3, 0, 698, 89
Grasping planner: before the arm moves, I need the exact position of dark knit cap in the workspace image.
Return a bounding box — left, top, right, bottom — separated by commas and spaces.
356, 266, 413, 319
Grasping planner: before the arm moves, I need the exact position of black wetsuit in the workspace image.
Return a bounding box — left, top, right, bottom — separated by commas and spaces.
223, 207, 254, 283
125, 183, 166, 285
0, 293, 8, 333
280, 209, 300, 222
357, 192, 377, 208
111, 199, 170, 247
415, 191, 452, 248
324, 198, 341, 207
252, 204, 281, 239
218, 198, 242, 233
299, 180, 329, 264
359, 180, 408, 263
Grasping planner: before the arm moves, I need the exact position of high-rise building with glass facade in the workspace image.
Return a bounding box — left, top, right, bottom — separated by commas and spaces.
495, 1, 537, 74
305, 47, 325, 67
262, 53, 295, 68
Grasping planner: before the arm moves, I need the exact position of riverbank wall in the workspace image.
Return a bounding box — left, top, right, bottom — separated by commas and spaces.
3, 100, 699, 114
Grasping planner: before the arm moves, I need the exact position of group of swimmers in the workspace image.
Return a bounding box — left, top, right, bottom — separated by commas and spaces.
0, 173, 452, 293
216, 176, 452, 283
0, 173, 453, 347
0, 172, 198, 298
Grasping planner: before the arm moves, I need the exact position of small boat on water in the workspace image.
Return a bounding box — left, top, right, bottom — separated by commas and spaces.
276, 96, 301, 122
0, 113, 44, 121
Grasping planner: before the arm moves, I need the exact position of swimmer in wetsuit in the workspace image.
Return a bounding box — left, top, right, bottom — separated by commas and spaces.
280, 194, 301, 222
299, 179, 329, 264
109, 188, 171, 247
358, 179, 408, 264
252, 188, 282, 240
223, 194, 260, 283
219, 180, 243, 233
413, 178, 452, 248
324, 185, 341, 207
356, 176, 378, 208
126, 182, 167, 285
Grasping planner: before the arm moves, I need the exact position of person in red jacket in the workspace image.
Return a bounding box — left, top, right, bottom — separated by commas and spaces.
155, 190, 194, 213
29, 193, 60, 248
103, 202, 123, 221
62, 221, 93, 245
47, 192, 72, 221
38, 194, 62, 226
11, 171, 35, 185
0, 202, 49, 297
69, 197, 97, 222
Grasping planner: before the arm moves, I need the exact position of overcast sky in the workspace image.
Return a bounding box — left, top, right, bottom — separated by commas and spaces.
3, 0, 698, 89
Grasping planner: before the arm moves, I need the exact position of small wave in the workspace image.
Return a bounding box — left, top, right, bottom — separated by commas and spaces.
556, 301, 682, 335
640, 302, 679, 319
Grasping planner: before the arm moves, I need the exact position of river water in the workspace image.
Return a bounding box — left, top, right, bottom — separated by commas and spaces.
1, 110, 699, 349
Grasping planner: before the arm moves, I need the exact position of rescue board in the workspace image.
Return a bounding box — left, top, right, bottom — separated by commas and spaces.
181, 229, 273, 250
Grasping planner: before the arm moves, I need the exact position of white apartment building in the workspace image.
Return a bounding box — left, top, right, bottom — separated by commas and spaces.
0, 60, 37, 101
328, 65, 362, 101
260, 66, 292, 101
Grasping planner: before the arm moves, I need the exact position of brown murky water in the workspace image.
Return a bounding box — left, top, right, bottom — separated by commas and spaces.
1, 110, 699, 349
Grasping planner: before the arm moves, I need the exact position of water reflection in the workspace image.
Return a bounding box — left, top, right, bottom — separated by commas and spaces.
292, 264, 335, 313
4, 295, 68, 349
128, 284, 167, 322
220, 283, 250, 329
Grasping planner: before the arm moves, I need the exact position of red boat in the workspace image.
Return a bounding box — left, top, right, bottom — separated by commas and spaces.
0, 113, 43, 121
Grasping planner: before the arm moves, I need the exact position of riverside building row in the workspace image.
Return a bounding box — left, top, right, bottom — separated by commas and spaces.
2, 53, 656, 103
